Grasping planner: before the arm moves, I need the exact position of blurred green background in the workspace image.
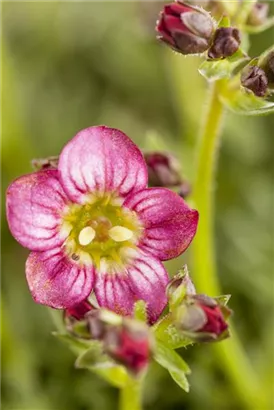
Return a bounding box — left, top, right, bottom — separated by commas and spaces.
2, 2, 274, 409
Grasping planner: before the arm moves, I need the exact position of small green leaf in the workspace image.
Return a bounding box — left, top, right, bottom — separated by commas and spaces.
133, 300, 147, 322
199, 50, 249, 81
220, 87, 274, 116
154, 340, 190, 374
154, 341, 190, 392
169, 370, 190, 393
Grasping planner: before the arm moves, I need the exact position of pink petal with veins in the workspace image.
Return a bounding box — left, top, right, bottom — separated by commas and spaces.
26, 248, 95, 309
95, 250, 168, 323
58, 126, 148, 203
6, 169, 68, 251
124, 187, 198, 260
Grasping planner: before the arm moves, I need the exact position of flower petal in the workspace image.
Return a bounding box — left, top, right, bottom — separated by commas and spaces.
26, 248, 95, 309
127, 251, 168, 323
94, 250, 168, 323
58, 126, 148, 203
124, 188, 199, 260
6, 170, 69, 251
94, 270, 135, 317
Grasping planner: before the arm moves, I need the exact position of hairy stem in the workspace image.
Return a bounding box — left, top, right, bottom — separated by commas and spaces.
119, 377, 142, 410
191, 81, 267, 409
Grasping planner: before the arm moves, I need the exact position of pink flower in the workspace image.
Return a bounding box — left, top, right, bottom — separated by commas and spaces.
6, 126, 198, 323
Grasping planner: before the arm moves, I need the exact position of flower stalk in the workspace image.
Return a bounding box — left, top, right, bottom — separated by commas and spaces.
119, 377, 143, 410
191, 80, 268, 409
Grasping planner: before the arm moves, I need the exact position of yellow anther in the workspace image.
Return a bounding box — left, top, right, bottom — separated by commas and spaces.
108, 226, 133, 242
78, 226, 96, 246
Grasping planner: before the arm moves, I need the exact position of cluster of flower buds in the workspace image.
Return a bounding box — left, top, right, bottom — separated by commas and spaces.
241, 50, 274, 97
144, 152, 191, 198
167, 266, 231, 342
156, 1, 241, 59
86, 310, 152, 375
65, 304, 152, 376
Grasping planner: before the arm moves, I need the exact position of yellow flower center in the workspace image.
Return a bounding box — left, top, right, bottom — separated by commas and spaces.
60, 194, 143, 271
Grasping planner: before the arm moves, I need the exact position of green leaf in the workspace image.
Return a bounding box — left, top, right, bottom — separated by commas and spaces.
133, 300, 147, 322
169, 370, 190, 393
199, 50, 249, 82
154, 341, 190, 374
154, 341, 190, 392
220, 87, 274, 116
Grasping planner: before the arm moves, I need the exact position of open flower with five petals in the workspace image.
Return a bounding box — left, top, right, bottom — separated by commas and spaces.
6, 126, 198, 323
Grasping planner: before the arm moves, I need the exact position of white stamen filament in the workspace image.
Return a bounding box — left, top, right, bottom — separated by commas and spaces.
108, 226, 133, 242
78, 226, 96, 246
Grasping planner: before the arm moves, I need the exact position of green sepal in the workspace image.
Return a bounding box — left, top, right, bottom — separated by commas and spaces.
75, 343, 129, 388
52, 332, 94, 354
214, 294, 231, 306
217, 15, 231, 28
199, 49, 249, 82
68, 320, 91, 339
154, 315, 192, 350
75, 341, 107, 368
243, 17, 274, 34
133, 300, 147, 322
220, 87, 274, 116
154, 340, 190, 392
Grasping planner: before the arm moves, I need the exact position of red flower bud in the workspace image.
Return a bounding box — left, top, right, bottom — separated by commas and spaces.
174, 294, 231, 342
156, 1, 215, 55
104, 320, 151, 375
144, 152, 182, 187
208, 27, 241, 59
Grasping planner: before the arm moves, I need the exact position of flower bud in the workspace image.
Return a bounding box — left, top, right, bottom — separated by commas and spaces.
167, 265, 196, 299
144, 152, 182, 187
260, 50, 274, 89
156, 1, 215, 55
65, 299, 93, 321
241, 65, 268, 97
31, 156, 59, 171
178, 180, 192, 199
208, 27, 241, 59
247, 3, 269, 27
174, 294, 231, 342
104, 319, 152, 375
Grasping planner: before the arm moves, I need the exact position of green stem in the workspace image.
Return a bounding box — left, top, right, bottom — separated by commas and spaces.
191, 81, 267, 409
119, 377, 142, 410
